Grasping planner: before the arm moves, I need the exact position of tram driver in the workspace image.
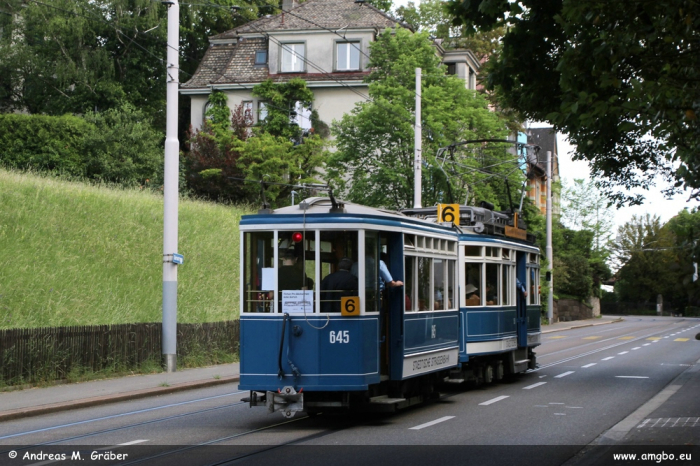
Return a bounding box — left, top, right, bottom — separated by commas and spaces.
279, 248, 313, 291
320, 257, 358, 312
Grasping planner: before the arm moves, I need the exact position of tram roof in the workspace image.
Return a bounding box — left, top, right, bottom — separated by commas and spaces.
272, 197, 405, 218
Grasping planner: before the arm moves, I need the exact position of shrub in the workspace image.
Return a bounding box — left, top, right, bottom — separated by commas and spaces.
0, 113, 92, 176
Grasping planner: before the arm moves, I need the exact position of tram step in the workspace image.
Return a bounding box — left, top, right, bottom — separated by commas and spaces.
443, 378, 465, 384
369, 395, 407, 405
514, 359, 530, 365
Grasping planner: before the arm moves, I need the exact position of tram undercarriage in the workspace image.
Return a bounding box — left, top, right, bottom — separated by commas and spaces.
245, 348, 537, 417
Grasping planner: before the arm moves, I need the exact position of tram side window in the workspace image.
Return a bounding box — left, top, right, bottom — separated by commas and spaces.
319, 230, 358, 313
464, 262, 482, 306
501, 264, 511, 305
485, 263, 500, 305
433, 259, 444, 310
447, 260, 455, 310
243, 231, 274, 313
278, 231, 315, 313
528, 267, 540, 305
405, 256, 416, 311
464, 245, 482, 257
417, 257, 431, 311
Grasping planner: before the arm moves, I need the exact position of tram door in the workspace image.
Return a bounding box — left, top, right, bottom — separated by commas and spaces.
366, 231, 403, 377
516, 251, 528, 347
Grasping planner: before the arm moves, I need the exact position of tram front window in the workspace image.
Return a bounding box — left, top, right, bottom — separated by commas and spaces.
278, 231, 315, 313
243, 231, 274, 313
320, 231, 358, 313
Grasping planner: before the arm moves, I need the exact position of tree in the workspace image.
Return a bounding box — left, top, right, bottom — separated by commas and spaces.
184, 89, 325, 205
252, 78, 315, 142
446, 0, 700, 206
396, 0, 504, 61
0, 0, 277, 131
611, 214, 679, 304
561, 178, 614, 256
663, 209, 700, 308
327, 28, 514, 210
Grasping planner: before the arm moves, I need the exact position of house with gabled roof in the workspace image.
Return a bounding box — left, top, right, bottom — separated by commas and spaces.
181, 0, 481, 133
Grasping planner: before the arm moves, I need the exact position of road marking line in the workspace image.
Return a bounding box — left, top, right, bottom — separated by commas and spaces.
117, 440, 149, 446
566, 406, 584, 409
555, 371, 575, 378
619, 336, 635, 340
479, 396, 509, 406
554, 413, 566, 415
632, 347, 641, 350
583, 336, 601, 340
652, 340, 659, 343
618, 351, 629, 355
616, 376, 649, 379
523, 382, 547, 390
643, 343, 651, 346
539, 375, 548, 378
409, 416, 455, 430
675, 338, 690, 342
601, 357, 615, 361
582, 363, 597, 368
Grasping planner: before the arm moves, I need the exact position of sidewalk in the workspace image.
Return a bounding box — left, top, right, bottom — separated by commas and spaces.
0, 363, 240, 422
0, 316, 622, 423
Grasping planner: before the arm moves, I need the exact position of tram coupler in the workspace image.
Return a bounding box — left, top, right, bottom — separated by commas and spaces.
266, 386, 304, 418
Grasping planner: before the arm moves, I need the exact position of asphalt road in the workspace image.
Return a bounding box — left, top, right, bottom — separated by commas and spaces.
1, 316, 698, 466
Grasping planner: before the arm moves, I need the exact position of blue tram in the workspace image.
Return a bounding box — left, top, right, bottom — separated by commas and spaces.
238, 197, 540, 417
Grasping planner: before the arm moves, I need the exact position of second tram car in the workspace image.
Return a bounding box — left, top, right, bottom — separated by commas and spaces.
239, 197, 541, 417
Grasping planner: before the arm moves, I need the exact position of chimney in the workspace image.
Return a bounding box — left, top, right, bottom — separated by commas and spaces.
282, 0, 297, 11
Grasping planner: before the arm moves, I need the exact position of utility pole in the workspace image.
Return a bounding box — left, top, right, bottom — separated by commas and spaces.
162, 0, 180, 373
546, 150, 554, 323
414, 67, 422, 209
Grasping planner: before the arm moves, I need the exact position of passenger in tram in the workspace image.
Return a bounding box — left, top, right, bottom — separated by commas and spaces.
465, 284, 480, 306
320, 257, 358, 312
278, 249, 313, 291
379, 253, 403, 290
516, 278, 528, 299
486, 282, 497, 305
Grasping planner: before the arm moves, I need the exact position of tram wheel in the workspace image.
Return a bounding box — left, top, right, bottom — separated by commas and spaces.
484, 364, 494, 384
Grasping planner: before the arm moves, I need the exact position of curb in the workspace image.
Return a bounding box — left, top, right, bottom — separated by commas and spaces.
0, 375, 240, 423
541, 318, 624, 334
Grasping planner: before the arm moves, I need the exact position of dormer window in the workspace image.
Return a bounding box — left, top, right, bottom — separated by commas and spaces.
281, 42, 305, 72
336, 41, 360, 71
255, 50, 268, 65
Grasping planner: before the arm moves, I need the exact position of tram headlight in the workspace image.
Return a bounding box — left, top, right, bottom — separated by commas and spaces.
292, 232, 303, 243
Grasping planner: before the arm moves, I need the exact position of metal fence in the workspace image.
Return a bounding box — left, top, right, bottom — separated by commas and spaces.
0, 321, 239, 385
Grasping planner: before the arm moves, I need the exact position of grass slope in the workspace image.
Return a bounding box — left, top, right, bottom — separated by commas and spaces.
0, 170, 251, 329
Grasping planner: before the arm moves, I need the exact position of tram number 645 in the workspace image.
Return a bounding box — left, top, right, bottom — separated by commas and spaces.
330, 330, 350, 344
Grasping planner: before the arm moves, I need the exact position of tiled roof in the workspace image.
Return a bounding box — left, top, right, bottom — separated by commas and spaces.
211, 0, 401, 40
182, 38, 270, 89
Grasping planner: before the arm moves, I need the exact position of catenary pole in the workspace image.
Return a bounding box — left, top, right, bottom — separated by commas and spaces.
546, 150, 554, 323
414, 68, 422, 208
162, 0, 180, 373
